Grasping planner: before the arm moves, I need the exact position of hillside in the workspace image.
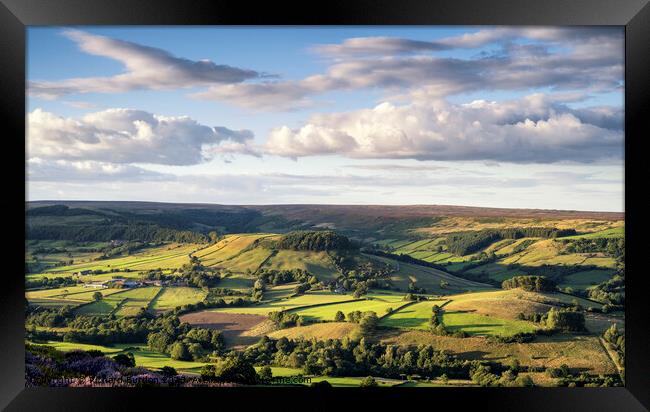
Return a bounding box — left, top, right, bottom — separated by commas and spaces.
25, 201, 625, 388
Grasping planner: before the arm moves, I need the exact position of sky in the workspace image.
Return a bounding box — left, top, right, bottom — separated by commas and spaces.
26, 26, 625, 211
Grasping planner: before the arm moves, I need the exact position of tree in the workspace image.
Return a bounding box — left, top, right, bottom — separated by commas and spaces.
311, 380, 332, 388
258, 365, 273, 381
214, 353, 258, 385
439, 280, 449, 289
334, 311, 345, 322
160, 366, 177, 377
359, 312, 379, 336
112, 352, 135, 367
360, 376, 378, 387
170, 342, 191, 361
545, 308, 585, 332
92, 291, 103, 301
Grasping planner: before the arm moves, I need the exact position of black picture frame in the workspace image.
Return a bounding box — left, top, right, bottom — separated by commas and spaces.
2, 0, 649, 410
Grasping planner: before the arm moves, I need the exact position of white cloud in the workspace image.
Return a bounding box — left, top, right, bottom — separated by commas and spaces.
29, 30, 260, 98
27, 158, 172, 182
196, 27, 622, 111
27, 108, 256, 165
265, 94, 623, 163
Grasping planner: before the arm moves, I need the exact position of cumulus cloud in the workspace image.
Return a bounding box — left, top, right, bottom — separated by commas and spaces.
265, 94, 623, 163
29, 30, 260, 98
27, 108, 256, 165
197, 27, 622, 111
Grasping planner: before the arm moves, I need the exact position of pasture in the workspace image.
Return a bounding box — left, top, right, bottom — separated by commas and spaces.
150, 287, 207, 311
206, 291, 356, 316
379, 300, 446, 330
366, 254, 492, 294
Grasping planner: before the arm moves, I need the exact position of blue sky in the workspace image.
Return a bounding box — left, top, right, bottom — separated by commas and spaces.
26, 26, 624, 211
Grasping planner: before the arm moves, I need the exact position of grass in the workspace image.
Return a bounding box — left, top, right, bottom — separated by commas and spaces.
379, 300, 446, 330
562, 226, 624, 239
267, 322, 359, 340
28, 340, 126, 354
254, 366, 304, 377
75, 299, 121, 315
198, 234, 274, 267
308, 376, 401, 387
208, 291, 356, 316
365, 254, 492, 294
151, 287, 207, 311
559, 269, 615, 292
45, 243, 200, 274
263, 250, 340, 281
29, 340, 211, 371
263, 283, 299, 301
379, 331, 618, 375
441, 311, 537, 336
289, 298, 406, 322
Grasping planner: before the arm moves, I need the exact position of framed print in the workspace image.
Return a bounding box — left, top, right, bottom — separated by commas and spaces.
1, 0, 649, 410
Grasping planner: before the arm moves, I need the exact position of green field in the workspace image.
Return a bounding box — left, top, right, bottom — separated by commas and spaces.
441, 311, 537, 337
562, 227, 624, 239
379, 300, 446, 330
208, 291, 356, 316
559, 269, 615, 291
366, 255, 492, 294
263, 250, 340, 281
308, 376, 402, 387
289, 298, 408, 322
44, 243, 200, 274
150, 287, 207, 311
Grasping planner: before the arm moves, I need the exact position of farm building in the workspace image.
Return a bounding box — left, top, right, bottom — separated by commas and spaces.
83, 281, 108, 289
74, 270, 92, 276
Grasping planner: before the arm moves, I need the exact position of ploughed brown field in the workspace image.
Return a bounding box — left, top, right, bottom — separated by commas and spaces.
179, 311, 273, 348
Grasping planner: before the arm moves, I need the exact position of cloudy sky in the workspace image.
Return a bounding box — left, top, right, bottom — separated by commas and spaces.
27, 27, 624, 211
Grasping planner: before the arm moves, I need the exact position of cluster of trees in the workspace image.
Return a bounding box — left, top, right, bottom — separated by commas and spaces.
255, 268, 313, 286
470, 363, 534, 387
99, 241, 148, 259
148, 325, 224, 362
544, 307, 586, 332
27, 221, 208, 244
603, 324, 624, 371
172, 296, 253, 316
587, 273, 625, 307
275, 231, 355, 251
446, 228, 576, 256
26, 276, 77, 290
200, 352, 258, 384
547, 364, 622, 387
26, 307, 226, 360
345, 311, 379, 336
142, 259, 221, 288
561, 237, 624, 261
244, 336, 492, 380
268, 311, 305, 328
502, 275, 557, 292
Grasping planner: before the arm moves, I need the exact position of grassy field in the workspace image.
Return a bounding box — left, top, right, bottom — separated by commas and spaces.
150, 287, 208, 311
267, 322, 359, 340
380, 331, 617, 375
441, 311, 537, 336
307, 376, 402, 387
379, 300, 446, 330
43, 243, 200, 274
365, 254, 492, 294
197, 234, 275, 268
263, 283, 299, 301
562, 226, 624, 239
207, 291, 356, 316
289, 298, 406, 322
263, 250, 340, 281
559, 269, 615, 292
